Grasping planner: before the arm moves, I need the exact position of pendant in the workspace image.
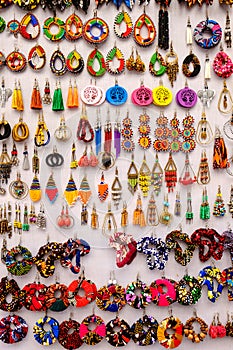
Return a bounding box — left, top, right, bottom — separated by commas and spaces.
114, 10, 133, 39
134, 12, 156, 47
66, 49, 84, 74
28, 45, 46, 71
87, 48, 106, 77
106, 45, 125, 75
106, 80, 128, 106
176, 83, 197, 108
149, 50, 166, 77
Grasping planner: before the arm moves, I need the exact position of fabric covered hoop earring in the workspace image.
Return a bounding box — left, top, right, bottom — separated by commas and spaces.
157, 316, 183, 349
106, 316, 131, 347
165, 230, 196, 266
184, 316, 208, 343
79, 314, 106, 345
45, 283, 69, 312
58, 319, 83, 349
22, 282, 47, 311
20, 13, 40, 40
67, 276, 97, 307
66, 48, 84, 74
176, 275, 202, 305
149, 50, 166, 77
87, 48, 106, 77
5, 245, 33, 276
6, 49, 27, 72
150, 278, 177, 306
65, 13, 83, 41
126, 278, 152, 309
96, 282, 126, 312
43, 16, 65, 41
198, 265, 224, 302
182, 52, 201, 77
34, 242, 65, 278
0, 277, 25, 312
12, 116, 29, 142
0, 315, 28, 344
33, 315, 59, 346
131, 315, 158, 346
137, 236, 169, 270
194, 18, 222, 49
50, 47, 67, 76
114, 9, 133, 39
83, 12, 109, 44
60, 238, 90, 274
134, 12, 156, 47
106, 45, 125, 75
28, 44, 46, 71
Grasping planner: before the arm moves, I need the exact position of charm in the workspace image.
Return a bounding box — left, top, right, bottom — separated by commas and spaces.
151, 153, 163, 196
64, 173, 79, 206
127, 154, 138, 195
114, 9, 133, 39
197, 80, 215, 108
213, 185, 226, 217
106, 44, 125, 75
111, 167, 122, 210
98, 172, 109, 202
87, 48, 106, 77
106, 79, 128, 106
45, 172, 58, 204
146, 193, 159, 226
152, 80, 172, 107
134, 11, 156, 47
179, 154, 197, 185
133, 193, 146, 227
213, 126, 229, 169
9, 172, 28, 199
54, 115, 72, 141
186, 191, 193, 223
176, 81, 197, 108
196, 110, 213, 145
164, 152, 177, 192
159, 194, 172, 225
165, 42, 179, 87
197, 150, 210, 184
138, 154, 151, 197
217, 80, 233, 114
79, 175, 92, 205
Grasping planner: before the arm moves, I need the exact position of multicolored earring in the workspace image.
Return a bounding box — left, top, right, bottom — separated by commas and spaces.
111, 167, 122, 210
133, 193, 146, 227
127, 154, 138, 195
164, 152, 177, 192
138, 154, 151, 197
213, 126, 229, 169
197, 150, 210, 184
213, 185, 226, 217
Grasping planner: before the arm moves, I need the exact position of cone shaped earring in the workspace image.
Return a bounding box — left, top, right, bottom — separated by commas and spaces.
29, 174, 42, 202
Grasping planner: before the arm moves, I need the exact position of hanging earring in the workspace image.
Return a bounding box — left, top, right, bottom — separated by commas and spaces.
138, 154, 151, 197
78, 146, 89, 167
52, 80, 64, 111
106, 43, 125, 75
42, 79, 52, 105
78, 175, 92, 225
151, 153, 163, 196
197, 80, 215, 108
223, 113, 233, 140
114, 115, 121, 159
32, 147, 39, 174
197, 150, 210, 185
114, 8, 133, 39
45, 172, 58, 204
102, 203, 117, 237
196, 110, 213, 146
159, 194, 172, 225
70, 142, 78, 169
213, 126, 229, 169
54, 115, 72, 142
165, 42, 179, 87
34, 113, 50, 147
127, 154, 138, 195
213, 44, 233, 79
98, 172, 109, 202
200, 187, 210, 220
64, 172, 79, 206
146, 193, 159, 226
121, 113, 135, 152
10, 142, 19, 166
133, 9, 156, 47
137, 111, 151, 148
77, 104, 94, 143
149, 48, 166, 77
66, 46, 84, 74
121, 202, 128, 228
185, 191, 193, 224
0, 143, 12, 185
228, 185, 233, 218
179, 154, 197, 185
30, 79, 42, 110
29, 173, 42, 202
174, 191, 181, 216
213, 185, 226, 217
218, 80, 233, 114
88, 146, 98, 167
22, 144, 30, 171
91, 203, 99, 229
158, 6, 169, 50
95, 110, 102, 156
36, 203, 46, 230
87, 47, 106, 77
98, 112, 115, 170
50, 45, 67, 76
66, 80, 79, 108
224, 11, 231, 48
111, 167, 122, 210
164, 152, 177, 192
204, 54, 211, 80
133, 193, 146, 227
9, 172, 28, 199
134, 49, 146, 72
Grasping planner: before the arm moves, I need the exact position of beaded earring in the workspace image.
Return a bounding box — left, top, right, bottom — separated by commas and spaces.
196, 110, 213, 146
165, 42, 179, 87
121, 113, 135, 152
213, 185, 226, 217
114, 116, 121, 159
95, 111, 101, 155
200, 187, 210, 220
149, 49, 166, 77
151, 153, 163, 196
50, 46, 67, 76
114, 8, 133, 39
98, 116, 115, 170
185, 191, 193, 223
77, 104, 94, 143
34, 113, 50, 147
133, 193, 146, 227
197, 150, 210, 184
224, 11, 231, 48
98, 172, 109, 202
127, 154, 138, 195
64, 173, 78, 206
146, 193, 159, 226
179, 154, 196, 185
45, 172, 58, 204
87, 48, 106, 77
164, 152, 177, 192
213, 126, 229, 169
0, 143, 12, 185
174, 191, 181, 216
111, 167, 122, 210
79, 175, 92, 225
228, 186, 233, 217
29, 173, 42, 202
9, 172, 28, 200
83, 11, 109, 44
133, 10, 156, 47
138, 154, 151, 197
42, 79, 52, 105
213, 44, 233, 79
106, 44, 125, 75
218, 80, 233, 114
28, 44, 46, 71
159, 194, 172, 225
121, 202, 128, 227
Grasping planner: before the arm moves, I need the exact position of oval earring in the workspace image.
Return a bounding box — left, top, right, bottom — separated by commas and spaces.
50, 47, 67, 76
66, 48, 84, 74
149, 50, 166, 77
134, 11, 156, 47
106, 44, 125, 75
65, 13, 83, 41
20, 13, 40, 40
114, 9, 133, 39
87, 48, 106, 77
28, 45, 46, 71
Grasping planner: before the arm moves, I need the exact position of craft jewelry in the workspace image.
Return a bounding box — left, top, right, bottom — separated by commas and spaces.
29, 203, 37, 224
133, 193, 146, 227
114, 116, 121, 159
65, 13, 83, 41
176, 276, 202, 305
213, 46, 233, 80
79, 175, 92, 225
30, 79, 42, 110
0, 16, 5, 33
34, 113, 50, 147
218, 80, 233, 114
213, 185, 226, 217
182, 50, 201, 78
67, 79, 79, 109
33, 315, 59, 345
197, 150, 210, 184
6, 47, 27, 72
109, 230, 137, 267
114, 8, 133, 39
43, 16, 65, 41
42, 79, 52, 105
224, 11, 231, 48
204, 53, 211, 79
56, 204, 74, 228
81, 81, 104, 106
106, 44, 125, 75
45, 146, 64, 168
95, 111, 101, 155
184, 314, 208, 343
198, 265, 224, 302
83, 11, 109, 44
102, 203, 117, 237
157, 315, 183, 348
0, 276, 25, 312
79, 314, 106, 345
72, 0, 90, 13
64, 173, 78, 206
105, 316, 131, 347
179, 154, 196, 185
91, 203, 99, 229
193, 18, 222, 49
185, 191, 193, 223
10, 142, 19, 166
36, 203, 46, 229
133, 10, 156, 47
54, 115, 72, 142
87, 47, 106, 77
121, 113, 135, 152
50, 46, 67, 76
0, 143, 12, 184
159, 194, 172, 225
176, 81, 197, 109
15, 0, 40, 10
132, 82, 152, 107
197, 80, 215, 108
52, 80, 64, 111
165, 42, 179, 87
111, 167, 122, 210
149, 48, 166, 77
77, 104, 94, 143
228, 185, 233, 217
164, 152, 177, 192
138, 154, 151, 197
20, 13, 40, 40
32, 147, 39, 174
174, 191, 181, 216
66, 47, 84, 74
150, 278, 177, 306
196, 110, 213, 145
200, 187, 210, 220
152, 80, 173, 107
213, 126, 229, 169
146, 193, 159, 226
158, 6, 169, 50
125, 276, 152, 309
98, 172, 108, 202
0, 114, 11, 141
13, 203, 22, 234
106, 79, 128, 106
9, 172, 28, 200
28, 175, 41, 204
151, 153, 163, 195
209, 313, 226, 338
127, 154, 138, 194
131, 314, 158, 346
28, 44, 46, 71
7, 18, 20, 36
12, 80, 24, 111
67, 272, 97, 307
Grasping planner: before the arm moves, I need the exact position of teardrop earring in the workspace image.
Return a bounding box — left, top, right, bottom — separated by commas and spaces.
196, 110, 213, 146
133, 9, 156, 47
218, 80, 233, 114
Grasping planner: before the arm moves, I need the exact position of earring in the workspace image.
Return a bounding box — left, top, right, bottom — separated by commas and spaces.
213, 185, 226, 217
91, 204, 99, 229
174, 191, 181, 216
36, 203, 46, 230
134, 10, 156, 47
111, 167, 122, 210
151, 153, 163, 196
213, 126, 229, 169
224, 11, 231, 48
200, 187, 210, 220
134, 49, 146, 72
102, 203, 117, 237
127, 154, 138, 195
126, 47, 135, 71
98, 172, 109, 202
165, 42, 179, 87
138, 154, 151, 197
0, 143, 12, 185
196, 110, 213, 146
52, 80, 64, 111
42, 79, 52, 105
197, 150, 210, 184
121, 202, 128, 227
158, 6, 169, 50
133, 193, 146, 227
78, 175, 92, 225
159, 194, 172, 225
66, 80, 79, 109
64, 173, 79, 207
228, 185, 233, 218
106, 44, 125, 75
146, 193, 159, 226
164, 152, 177, 192
45, 172, 58, 204
179, 154, 197, 185
186, 191, 193, 224
30, 79, 42, 110
218, 80, 233, 114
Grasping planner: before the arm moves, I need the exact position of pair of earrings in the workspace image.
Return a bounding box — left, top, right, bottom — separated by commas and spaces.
78, 146, 98, 167
126, 48, 145, 73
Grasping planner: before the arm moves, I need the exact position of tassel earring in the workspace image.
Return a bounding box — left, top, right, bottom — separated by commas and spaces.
66, 80, 79, 109
72, 80, 79, 108
12, 80, 18, 110
52, 80, 64, 111
213, 126, 229, 169
133, 193, 146, 227
30, 79, 42, 110
66, 79, 73, 108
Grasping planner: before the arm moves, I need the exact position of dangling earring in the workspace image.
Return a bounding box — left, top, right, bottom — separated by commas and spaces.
224, 11, 231, 48
159, 194, 172, 225
52, 80, 64, 111
22, 144, 30, 171
228, 185, 233, 218
78, 175, 92, 225
121, 202, 128, 227
111, 167, 122, 210
127, 154, 138, 195
213, 185, 226, 217
146, 193, 159, 226
95, 110, 102, 156
36, 203, 46, 230
133, 193, 146, 227
91, 203, 99, 229
213, 126, 229, 169
165, 42, 179, 87
102, 203, 117, 237
200, 187, 210, 220
42, 79, 52, 105
158, 5, 169, 50
151, 153, 163, 196
196, 110, 213, 146
64, 172, 79, 206
204, 54, 211, 80
45, 172, 58, 204
138, 154, 151, 197
179, 154, 197, 185
134, 49, 146, 72
114, 114, 121, 159
164, 152, 177, 192
30, 79, 42, 110
98, 172, 109, 202
218, 80, 233, 114
174, 191, 181, 216
185, 191, 193, 224
197, 150, 210, 184
126, 47, 135, 71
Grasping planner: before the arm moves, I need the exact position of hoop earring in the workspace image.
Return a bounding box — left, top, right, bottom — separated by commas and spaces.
106, 44, 125, 75
20, 13, 40, 40
87, 48, 106, 77
28, 44, 46, 71
50, 47, 67, 76
43, 16, 65, 41
83, 11, 109, 44
65, 13, 83, 41
6, 48, 27, 73
66, 48, 84, 74
114, 9, 133, 39
134, 11, 156, 47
